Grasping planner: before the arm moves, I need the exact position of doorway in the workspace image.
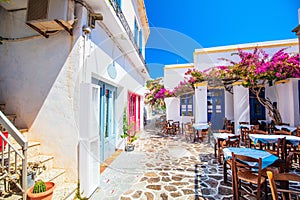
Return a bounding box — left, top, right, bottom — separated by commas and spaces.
207, 89, 225, 130
92, 78, 116, 163
249, 88, 266, 124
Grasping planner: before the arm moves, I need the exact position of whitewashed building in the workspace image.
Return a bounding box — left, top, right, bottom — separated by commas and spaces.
194, 39, 299, 133
164, 39, 299, 133
0, 0, 149, 197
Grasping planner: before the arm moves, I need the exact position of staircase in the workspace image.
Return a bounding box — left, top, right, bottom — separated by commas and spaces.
0, 104, 77, 199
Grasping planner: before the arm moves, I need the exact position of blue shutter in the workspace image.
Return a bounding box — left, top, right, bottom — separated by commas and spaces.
134, 19, 138, 45
139, 30, 143, 53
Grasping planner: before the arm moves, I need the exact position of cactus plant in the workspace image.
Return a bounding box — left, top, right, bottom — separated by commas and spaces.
32, 180, 46, 193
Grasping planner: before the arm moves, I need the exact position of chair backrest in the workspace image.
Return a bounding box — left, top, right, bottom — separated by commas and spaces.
184, 123, 193, 133
231, 152, 263, 199
273, 130, 292, 135
226, 135, 240, 147
276, 137, 287, 161
267, 170, 300, 200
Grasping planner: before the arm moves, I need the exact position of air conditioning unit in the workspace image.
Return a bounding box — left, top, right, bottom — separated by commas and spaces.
26, 0, 74, 37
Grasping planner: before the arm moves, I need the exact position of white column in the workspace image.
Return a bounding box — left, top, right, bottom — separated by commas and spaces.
164, 97, 180, 121
225, 90, 234, 120
275, 78, 300, 126
195, 85, 207, 123
233, 84, 250, 134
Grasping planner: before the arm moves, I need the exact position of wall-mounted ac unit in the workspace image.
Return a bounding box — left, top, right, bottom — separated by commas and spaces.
26, 0, 74, 37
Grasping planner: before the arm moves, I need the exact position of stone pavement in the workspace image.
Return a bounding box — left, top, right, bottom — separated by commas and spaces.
90, 119, 233, 200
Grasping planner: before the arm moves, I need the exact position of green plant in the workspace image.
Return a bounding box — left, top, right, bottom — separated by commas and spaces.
120, 107, 138, 144
74, 182, 88, 200
32, 180, 46, 193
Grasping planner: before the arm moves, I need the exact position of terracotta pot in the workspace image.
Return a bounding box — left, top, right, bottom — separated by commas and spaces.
27, 182, 56, 200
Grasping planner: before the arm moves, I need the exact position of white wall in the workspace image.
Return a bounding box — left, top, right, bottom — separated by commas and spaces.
275, 78, 300, 126
195, 86, 207, 123
233, 85, 250, 134
0, 1, 149, 182
165, 97, 180, 121
225, 91, 234, 120
164, 64, 193, 90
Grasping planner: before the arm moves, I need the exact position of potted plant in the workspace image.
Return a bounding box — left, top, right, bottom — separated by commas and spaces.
120, 108, 138, 152
27, 180, 56, 200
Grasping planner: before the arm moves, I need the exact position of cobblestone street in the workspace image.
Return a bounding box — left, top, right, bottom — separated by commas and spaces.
91, 118, 234, 200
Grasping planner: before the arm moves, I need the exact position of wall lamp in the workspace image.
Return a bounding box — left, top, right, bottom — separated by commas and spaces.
89, 13, 103, 29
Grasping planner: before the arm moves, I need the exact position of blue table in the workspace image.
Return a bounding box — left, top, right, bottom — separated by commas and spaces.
275, 125, 297, 133
249, 134, 300, 146
223, 147, 280, 183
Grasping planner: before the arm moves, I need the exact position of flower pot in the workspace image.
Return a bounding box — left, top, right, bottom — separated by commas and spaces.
27, 182, 56, 200
125, 144, 135, 152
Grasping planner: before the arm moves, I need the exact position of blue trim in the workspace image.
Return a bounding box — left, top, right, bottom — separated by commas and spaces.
116, 0, 121, 10
134, 19, 139, 45
139, 30, 143, 53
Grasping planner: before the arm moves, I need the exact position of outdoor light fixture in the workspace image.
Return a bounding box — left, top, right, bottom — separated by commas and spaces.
89, 13, 103, 29
82, 25, 91, 34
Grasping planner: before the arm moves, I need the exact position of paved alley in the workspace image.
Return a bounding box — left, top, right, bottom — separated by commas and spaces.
90, 118, 234, 200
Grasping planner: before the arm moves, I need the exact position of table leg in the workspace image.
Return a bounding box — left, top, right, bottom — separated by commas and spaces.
223, 160, 228, 183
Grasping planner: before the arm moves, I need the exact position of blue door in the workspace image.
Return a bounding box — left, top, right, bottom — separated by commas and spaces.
92, 78, 116, 163
249, 88, 266, 124
207, 89, 225, 131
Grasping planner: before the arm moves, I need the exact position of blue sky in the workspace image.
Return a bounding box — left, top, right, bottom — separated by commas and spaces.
144, 0, 300, 79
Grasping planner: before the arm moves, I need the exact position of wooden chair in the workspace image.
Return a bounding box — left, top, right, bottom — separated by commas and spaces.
161, 121, 173, 136
267, 170, 300, 200
266, 137, 287, 161
198, 128, 208, 142
274, 130, 292, 135
231, 152, 267, 200
219, 135, 240, 164
213, 130, 232, 159
183, 123, 193, 142
172, 121, 180, 135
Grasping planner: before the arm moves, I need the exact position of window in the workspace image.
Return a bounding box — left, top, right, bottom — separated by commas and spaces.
139, 29, 143, 53
134, 18, 139, 45
180, 94, 194, 116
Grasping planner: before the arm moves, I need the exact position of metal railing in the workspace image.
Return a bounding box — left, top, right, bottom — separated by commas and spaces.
108, 0, 149, 73
0, 111, 28, 199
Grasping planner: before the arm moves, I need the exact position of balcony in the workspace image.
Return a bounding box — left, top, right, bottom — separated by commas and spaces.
85, 0, 149, 77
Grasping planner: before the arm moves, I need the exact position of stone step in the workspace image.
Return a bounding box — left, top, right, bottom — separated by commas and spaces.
27, 155, 55, 173
53, 182, 77, 200
36, 168, 66, 184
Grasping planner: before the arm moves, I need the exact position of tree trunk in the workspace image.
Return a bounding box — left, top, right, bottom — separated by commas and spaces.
250, 87, 282, 124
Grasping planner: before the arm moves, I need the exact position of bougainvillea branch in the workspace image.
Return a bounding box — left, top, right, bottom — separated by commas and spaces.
184, 47, 300, 124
